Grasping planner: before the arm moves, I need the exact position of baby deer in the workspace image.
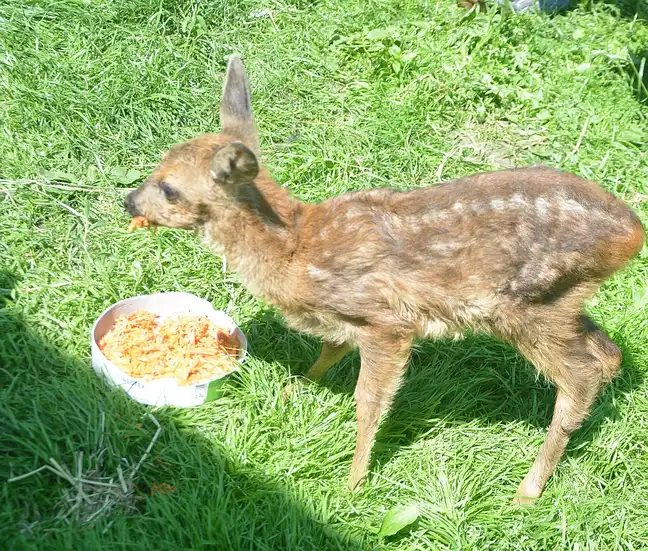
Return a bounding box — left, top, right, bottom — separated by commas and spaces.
125, 56, 645, 503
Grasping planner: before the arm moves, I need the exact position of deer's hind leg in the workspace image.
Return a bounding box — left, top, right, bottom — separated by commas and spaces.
306, 341, 353, 380
283, 341, 353, 400
511, 311, 621, 503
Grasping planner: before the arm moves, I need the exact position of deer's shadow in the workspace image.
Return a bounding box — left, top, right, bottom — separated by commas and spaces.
243, 311, 642, 473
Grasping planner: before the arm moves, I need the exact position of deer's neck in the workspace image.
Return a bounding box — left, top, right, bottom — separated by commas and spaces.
203, 169, 302, 304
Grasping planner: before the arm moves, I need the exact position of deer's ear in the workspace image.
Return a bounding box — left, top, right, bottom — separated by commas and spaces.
219, 55, 259, 152
210, 142, 259, 185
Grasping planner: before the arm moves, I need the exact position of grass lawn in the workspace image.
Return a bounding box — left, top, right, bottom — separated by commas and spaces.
2, 0, 648, 549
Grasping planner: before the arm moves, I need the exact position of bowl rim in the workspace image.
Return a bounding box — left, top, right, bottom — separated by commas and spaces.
91, 291, 248, 387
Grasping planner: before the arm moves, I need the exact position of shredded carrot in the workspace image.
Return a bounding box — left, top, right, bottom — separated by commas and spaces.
128, 216, 150, 233
99, 310, 241, 385
150, 482, 176, 496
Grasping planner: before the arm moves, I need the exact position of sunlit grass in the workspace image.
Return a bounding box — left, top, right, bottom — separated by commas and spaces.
1, 0, 648, 549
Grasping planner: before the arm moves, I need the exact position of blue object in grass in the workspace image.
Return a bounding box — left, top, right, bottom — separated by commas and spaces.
493, 0, 571, 12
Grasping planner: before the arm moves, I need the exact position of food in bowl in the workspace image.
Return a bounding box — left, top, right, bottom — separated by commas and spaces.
98, 309, 242, 385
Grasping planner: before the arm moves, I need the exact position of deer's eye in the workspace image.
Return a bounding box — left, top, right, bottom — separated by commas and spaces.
159, 181, 180, 202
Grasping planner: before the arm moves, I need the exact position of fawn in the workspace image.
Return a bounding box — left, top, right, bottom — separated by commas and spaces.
125, 56, 644, 503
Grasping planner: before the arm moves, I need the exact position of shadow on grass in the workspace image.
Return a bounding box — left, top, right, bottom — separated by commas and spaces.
0, 270, 18, 305
595, 0, 648, 19
0, 271, 364, 551
245, 310, 643, 483
627, 49, 648, 105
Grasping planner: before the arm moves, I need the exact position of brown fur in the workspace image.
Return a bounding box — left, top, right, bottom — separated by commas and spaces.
125, 56, 645, 503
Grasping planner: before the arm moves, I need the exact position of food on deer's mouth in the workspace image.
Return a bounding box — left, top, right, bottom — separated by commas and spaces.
127, 216, 150, 233
98, 310, 241, 385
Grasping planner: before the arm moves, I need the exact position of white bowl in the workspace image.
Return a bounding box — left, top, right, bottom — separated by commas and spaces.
90, 292, 247, 408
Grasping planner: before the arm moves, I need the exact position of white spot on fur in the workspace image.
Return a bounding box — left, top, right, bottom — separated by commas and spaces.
490, 199, 505, 211
562, 199, 586, 213
510, 194, 528, 207
535, 197, 548, 217
307, 265, 329, 280
471, 202, 485, 212
428, 241, 463, 254
452, 201, 464, 212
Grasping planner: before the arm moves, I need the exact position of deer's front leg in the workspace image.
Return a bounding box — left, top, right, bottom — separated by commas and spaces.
348, 333, 412, 491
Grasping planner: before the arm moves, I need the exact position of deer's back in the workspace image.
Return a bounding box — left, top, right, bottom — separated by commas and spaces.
291, 167, 643, 332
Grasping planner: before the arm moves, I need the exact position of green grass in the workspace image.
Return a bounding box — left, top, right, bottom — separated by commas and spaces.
2, 0, 648, 549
